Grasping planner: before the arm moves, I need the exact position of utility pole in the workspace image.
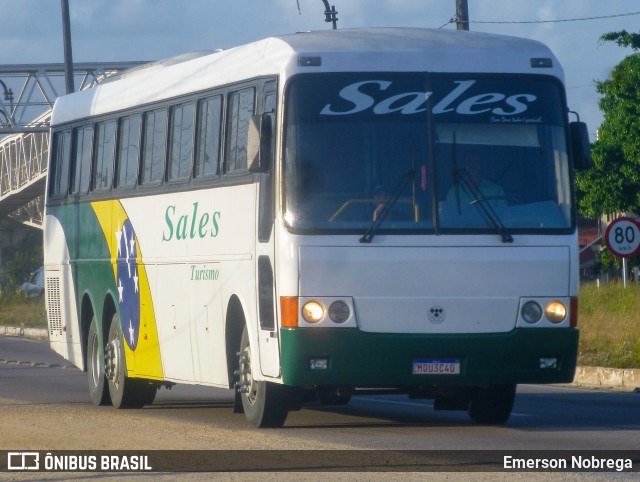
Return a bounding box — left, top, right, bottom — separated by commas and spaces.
61, 0, 75, 93
456, 0, 470, 31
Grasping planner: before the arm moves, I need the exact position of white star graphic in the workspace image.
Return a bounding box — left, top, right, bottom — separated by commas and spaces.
129, 319, 135, 346
133, 269, 139, 293
118, 278, 124, 302
115, 225, 122, 256
122, 224, 132, 277
129, 234, 136, 259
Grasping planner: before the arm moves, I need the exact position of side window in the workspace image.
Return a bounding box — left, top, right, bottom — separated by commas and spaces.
71, 125, 93, 195
264, 89, 276, 114
93, 120, 116, 191
195, 95, 222, 178
168, 102, 195, 181
141, 108, 167, 185
117, 114, 141, 188
226, 87, 255, 173
51, 130, 72, 197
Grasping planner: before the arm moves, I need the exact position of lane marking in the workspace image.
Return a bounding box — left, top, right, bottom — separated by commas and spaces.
0, 358, 76, 369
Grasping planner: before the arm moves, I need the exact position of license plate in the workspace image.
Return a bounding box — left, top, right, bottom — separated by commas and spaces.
413, 358, 460, 375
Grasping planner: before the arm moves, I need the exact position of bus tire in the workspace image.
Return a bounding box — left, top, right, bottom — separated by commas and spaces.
87, 317, 110, 406
468, 383, 516, 424
238, 326, 289, 428
105, 314, 156, 409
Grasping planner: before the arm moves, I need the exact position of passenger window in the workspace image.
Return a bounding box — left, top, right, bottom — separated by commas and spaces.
265, 92, 276, 114
168, 102, 195, 181
226, 87, 255, 173
117, 114, 141, 188
195, 95, 222, 178
51, 130, 72, 197
72, 126, 93, 195
93, 120, 116, 191
141, 109, 167, 185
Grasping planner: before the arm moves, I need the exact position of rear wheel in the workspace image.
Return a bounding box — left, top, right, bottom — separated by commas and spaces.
105, 314, 157, 408
237, 326, 289, 427
87, 317, 110, 406
468, 383, 516, 424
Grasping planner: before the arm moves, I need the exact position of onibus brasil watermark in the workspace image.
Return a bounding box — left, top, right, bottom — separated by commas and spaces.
7, 452, 151, 472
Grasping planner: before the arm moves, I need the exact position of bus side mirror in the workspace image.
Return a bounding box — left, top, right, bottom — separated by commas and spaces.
248, 113, 273, 173
570, 121, 593, 170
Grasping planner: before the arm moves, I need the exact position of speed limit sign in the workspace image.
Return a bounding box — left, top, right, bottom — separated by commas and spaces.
605, 217, 640, 258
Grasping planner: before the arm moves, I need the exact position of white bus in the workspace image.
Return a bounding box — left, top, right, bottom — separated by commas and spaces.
45, 28, 591, 427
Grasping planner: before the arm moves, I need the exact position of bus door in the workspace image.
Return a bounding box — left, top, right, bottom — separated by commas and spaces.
255, 81, 281, 378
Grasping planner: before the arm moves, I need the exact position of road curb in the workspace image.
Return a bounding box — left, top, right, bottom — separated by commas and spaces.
1, 325, 639, 391
573, 366, 640, 392
0, 325, 49, 340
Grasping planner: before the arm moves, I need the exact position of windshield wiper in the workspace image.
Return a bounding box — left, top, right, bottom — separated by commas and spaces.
450, 131, 512, 243
360, 169, 415, 243
454, 167, 513, 243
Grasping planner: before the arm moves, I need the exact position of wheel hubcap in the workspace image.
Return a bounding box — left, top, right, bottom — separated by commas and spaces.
238, 346, 258, 405
105, 336, 121, 388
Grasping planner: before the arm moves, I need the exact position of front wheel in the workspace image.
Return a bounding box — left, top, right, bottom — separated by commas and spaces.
105, 314, 157, 409
237, 326, 289, 427
468, 383, 516, 424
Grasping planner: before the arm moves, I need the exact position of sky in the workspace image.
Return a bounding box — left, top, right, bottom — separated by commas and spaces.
1, 0, 639, 139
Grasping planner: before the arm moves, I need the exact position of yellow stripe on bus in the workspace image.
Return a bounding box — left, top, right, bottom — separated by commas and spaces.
91, 200, 164, 380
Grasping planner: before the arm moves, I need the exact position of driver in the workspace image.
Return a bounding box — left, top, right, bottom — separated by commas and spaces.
372, 185, 388, 221
446, 150, 506, 209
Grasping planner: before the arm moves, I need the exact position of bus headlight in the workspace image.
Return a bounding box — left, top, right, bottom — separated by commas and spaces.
521, 301, 543, 324
545, 301, 567, 323
328, 301, 350, 323
302, 301, 324, 323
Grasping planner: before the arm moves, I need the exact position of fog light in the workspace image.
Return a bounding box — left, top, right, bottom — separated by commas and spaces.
545, 301, 567, 323
329, 301, 350, 323
310, 358, 328, 370
522, 301, 543, 324
302, 301, 324, 323
540, 357, 558, 369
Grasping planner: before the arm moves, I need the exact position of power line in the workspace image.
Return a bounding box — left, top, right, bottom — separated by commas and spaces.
440, 10, 640, 28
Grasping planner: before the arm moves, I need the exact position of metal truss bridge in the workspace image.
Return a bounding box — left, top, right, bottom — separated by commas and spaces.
0, 62, 143, 228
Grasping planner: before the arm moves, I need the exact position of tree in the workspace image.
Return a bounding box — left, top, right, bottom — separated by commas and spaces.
4, 230, 43, 288
576, 31, 640, 218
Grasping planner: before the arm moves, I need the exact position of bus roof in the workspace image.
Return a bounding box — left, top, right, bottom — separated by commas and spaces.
51, 27, 563, 126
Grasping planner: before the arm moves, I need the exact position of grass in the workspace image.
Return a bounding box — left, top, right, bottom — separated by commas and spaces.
1, 283, 638, 368
0, 292, 47, 328
578, 282, 640, 369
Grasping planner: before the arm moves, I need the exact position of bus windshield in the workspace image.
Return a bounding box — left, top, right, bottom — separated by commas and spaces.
283, 73, 573, 234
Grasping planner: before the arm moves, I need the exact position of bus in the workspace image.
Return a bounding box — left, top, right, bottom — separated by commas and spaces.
44, 28, 591, 428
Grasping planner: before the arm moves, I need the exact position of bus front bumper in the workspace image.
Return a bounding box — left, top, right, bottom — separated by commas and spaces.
280, 327, 579, 387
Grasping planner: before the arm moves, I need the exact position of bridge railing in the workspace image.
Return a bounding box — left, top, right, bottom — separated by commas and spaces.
0, 62, 146, 226
0, 112, 49, 198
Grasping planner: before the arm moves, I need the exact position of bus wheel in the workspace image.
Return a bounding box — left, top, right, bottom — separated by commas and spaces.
87, 317, 110, 406
237, 326, 289, 428
468, 383, 516, 424
105, 314, 156, 409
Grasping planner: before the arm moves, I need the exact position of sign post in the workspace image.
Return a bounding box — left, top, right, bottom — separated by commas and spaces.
605, 217, 640, 287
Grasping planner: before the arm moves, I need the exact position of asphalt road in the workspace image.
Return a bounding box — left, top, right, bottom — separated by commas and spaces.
1, 335, 639, 479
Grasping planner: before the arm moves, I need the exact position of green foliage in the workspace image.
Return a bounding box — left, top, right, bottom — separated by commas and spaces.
576, 31, 640, 218
3, 230, 43, 287
599, 30, 640, 50
596, 245, 621, 275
